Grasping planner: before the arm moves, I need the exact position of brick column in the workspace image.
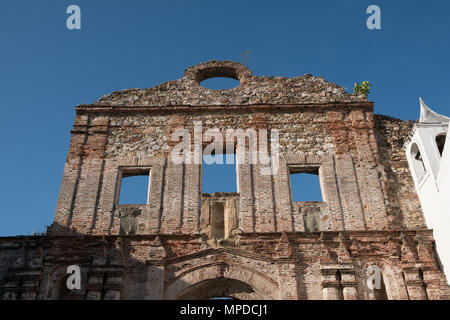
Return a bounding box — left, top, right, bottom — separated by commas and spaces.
103, 271, 122, 300
69, 115, 110, 234
341, 270, 358, 300
401, 234, 428, 300
53, 113, 89, 231
334, 155, 366, 230
86, 269, 122, 300
1, 273, 41, 300
273, 156, 294, 232
319, 156, 344, 231
402, 268, 428, 300
254, 163, 276, 233
148, 157, 167, 233
275, 233, 298, 300
336, 236, 358, 300
85, 271, 104, 300
145, 263, 165, 300
160, 160, 184, 234
95, 160, 120, 234
349, 110, 388, 230
416, 232, 442, 300
422, 267, 442, 300
145, 237, 166, 300
320, 269, 342, 300
181, 162, 201, 234
237, 150, 255, 233
319, 235, 341, 300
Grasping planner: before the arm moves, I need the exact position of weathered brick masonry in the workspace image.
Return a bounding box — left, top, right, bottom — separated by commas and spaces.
1, 61, 448, 300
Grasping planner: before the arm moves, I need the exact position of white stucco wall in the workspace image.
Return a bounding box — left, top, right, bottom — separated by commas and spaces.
434, 128, 450, 275
406, 112, 450, 278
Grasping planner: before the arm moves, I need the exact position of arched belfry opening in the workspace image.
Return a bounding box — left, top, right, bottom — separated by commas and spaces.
410, 143, 427, 181
176, 278, 266, 300
436, 134, 446, 157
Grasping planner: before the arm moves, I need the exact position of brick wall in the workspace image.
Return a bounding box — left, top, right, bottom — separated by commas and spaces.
1, 61, 448, 300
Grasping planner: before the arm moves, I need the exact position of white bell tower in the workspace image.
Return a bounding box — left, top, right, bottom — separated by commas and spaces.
405, 98, 450, 277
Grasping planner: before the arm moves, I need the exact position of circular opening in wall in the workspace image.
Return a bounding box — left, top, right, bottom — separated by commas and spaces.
200, 77, 241, 90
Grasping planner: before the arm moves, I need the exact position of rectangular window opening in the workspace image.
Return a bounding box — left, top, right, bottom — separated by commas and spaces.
289, 168, 322, 202
202, 153, 237, 194
119, 168, 151, 205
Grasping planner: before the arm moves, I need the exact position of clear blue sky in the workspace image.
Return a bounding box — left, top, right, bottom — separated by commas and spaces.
1, 1, 449, 235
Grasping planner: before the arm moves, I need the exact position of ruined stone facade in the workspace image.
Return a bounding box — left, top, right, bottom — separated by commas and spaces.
1, 61, 449, 300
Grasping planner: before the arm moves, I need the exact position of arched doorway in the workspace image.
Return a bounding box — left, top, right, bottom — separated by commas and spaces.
176, 278, 265, 300
163, 262, 279, 300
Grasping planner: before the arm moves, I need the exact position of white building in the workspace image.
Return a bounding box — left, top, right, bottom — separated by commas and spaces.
405, 98, 450, 277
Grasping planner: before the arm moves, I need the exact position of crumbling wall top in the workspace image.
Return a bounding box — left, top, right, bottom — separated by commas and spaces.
92, 60, 367, 107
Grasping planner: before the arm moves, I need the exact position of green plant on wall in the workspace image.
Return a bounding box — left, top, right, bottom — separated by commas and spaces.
353, 81, 371, 97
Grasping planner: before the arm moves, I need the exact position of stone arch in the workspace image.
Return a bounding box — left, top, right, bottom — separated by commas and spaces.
163, 262, 279, 300
362, 259, 403, 300
44, 265, 68, 299
183, 60, 252, 89
176, 278, 264, 300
